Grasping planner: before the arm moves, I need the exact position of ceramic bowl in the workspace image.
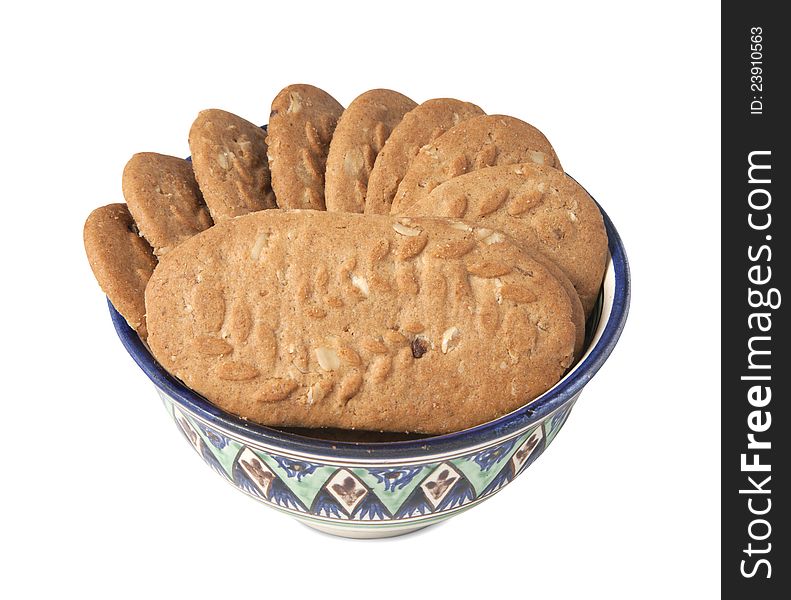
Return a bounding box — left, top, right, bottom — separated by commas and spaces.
109, 199, 629, 539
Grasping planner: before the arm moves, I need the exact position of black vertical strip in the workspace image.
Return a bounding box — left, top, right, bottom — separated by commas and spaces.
723, 1, 789, 598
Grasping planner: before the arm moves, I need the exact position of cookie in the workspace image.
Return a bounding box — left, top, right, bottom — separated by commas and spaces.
528, 249, 586, 357
324, 89, 417, 213
266, 84, 344, 209
188, 109, 276, 222
390, 115, 561, 215
405, 163, 607, 316
84, 203, 158, 338
365, 98, 484, 215
281, 427, 426, 443
424, 218, 585, 358
145, 210, 577, 434
122, 152, 213, 256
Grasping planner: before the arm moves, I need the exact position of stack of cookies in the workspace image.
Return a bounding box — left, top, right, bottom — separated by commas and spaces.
84, 84, 608, 435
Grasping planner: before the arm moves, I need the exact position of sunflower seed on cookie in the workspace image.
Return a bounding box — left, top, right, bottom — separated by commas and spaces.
324, 89, 416, 213
390, 115, 562, 215
405, 163, 607, 316
122, 152, 212, 256
145, 210, 577, 434
189, 109, 276, 222
266, 84, 344, 210
84, 203, 158, 338
365, 98, 484, 215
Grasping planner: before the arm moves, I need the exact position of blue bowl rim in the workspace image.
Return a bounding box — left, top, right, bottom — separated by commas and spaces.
109, 191, 630, 461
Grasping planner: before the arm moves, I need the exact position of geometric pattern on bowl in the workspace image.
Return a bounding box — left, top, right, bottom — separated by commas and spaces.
164, 390, 576, 529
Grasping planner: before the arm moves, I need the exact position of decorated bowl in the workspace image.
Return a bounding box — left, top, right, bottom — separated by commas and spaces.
108, 199, 629, 539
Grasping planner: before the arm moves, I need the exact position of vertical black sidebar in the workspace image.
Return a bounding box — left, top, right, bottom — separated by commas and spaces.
723, 2, 789, 598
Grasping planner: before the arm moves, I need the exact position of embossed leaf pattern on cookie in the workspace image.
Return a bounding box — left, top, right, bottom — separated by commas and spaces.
266, 84, 344, 209
146, 211, 576, 433
189, 109, 275, 221
325, 89, 416, 213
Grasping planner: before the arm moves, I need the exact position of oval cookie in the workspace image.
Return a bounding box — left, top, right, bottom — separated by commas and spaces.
122, 152, 212, 256
266, 84, 344, 210
84, 203, 158, 338
528, 249, 586, 357
324, 89, 416, 213
390, 115, 562, 215
425, 219, 584, 358
146, 210, 577, 434
405, 163, 607, 316
189, 109, 276, 222
365, 98, 484, 215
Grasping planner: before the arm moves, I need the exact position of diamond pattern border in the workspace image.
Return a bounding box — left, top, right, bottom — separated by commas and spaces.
165, 399, 574, 522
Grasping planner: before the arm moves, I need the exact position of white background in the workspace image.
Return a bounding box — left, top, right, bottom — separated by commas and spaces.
1, 1, 720, 598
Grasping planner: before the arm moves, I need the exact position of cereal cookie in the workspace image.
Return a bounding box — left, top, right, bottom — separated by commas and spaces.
405, 163, 607, 316
365, 98, 484, 215
189, 109, 276, 222
145, 210, 577, 434
84, 203, 158, 338
529, 251, 586, 357
266, 84, 344, 209
390, 115, 561, 215
122, 152, 212, 256
324, 89, 416, 213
